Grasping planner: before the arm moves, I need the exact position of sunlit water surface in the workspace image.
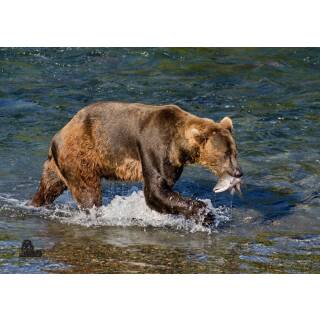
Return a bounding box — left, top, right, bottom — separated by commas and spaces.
0, 48, 319, 273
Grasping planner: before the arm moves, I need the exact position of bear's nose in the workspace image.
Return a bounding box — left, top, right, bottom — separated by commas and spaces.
234, 168, 243, 178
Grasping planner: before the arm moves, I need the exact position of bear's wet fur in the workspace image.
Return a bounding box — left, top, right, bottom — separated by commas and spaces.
31, 102, 241, 220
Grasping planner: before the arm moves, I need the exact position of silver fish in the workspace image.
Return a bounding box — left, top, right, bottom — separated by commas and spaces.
213, 173, 242, 194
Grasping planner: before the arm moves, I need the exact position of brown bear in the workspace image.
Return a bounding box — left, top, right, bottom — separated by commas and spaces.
31, 102, 242, 221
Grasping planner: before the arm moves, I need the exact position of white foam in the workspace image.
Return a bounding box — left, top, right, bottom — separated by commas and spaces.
0, 191, 231, 233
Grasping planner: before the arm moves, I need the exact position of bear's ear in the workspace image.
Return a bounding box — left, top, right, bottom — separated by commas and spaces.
220, 117, 233, 131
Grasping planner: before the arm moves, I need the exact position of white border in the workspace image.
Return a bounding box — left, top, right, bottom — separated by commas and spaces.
1, 0, 320, 46
0, 275, 319, 320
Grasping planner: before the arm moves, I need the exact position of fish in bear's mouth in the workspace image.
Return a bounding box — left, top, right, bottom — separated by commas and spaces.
213, 173, 242, 194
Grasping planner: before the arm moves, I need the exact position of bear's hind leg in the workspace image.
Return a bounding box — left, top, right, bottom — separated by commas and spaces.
67, 177, 102, 210
31, 159, 66, 207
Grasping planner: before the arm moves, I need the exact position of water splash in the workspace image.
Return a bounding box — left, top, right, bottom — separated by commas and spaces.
0, 191, 232, 233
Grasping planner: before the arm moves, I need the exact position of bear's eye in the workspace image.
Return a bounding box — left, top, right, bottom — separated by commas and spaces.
224, 150, 231, 159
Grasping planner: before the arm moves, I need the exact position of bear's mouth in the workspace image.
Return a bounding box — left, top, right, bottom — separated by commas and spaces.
213, 173, 242, 194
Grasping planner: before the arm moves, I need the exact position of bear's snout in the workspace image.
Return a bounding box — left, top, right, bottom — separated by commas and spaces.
233, 168, 243, 178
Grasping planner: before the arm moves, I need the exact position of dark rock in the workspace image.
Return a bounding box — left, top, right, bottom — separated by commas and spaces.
19, 240, 42, 257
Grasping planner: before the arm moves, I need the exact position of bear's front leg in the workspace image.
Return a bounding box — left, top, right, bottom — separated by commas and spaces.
143, 176, 213, 223
138, 144, 214, 224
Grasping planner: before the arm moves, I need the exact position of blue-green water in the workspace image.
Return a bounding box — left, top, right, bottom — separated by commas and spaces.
0, 48, 319, 273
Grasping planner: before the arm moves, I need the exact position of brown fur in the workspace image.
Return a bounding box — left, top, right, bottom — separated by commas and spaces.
114, 158, 143, 181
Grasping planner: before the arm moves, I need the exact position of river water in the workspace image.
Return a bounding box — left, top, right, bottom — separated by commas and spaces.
0, 48, 319, 273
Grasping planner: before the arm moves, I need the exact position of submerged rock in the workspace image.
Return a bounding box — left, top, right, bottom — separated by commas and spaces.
19, 240, 42, 258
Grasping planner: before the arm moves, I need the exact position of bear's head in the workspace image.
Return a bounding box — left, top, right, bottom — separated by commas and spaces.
185, 116, 243, 193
